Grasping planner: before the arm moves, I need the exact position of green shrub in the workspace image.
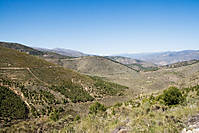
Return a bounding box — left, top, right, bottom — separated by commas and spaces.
74, 115, 81, 121
62, 99, 69, 104
51, 82, 94, 103
90, 76, 127, 96
49, 110, 59, 121
30, 105, 38, 117
0, 86, 29, 120
89, 102, 106, 114
114, 102, 122, 107
193, 85, 199, 96
39, 90, 55, 104
160, 87, 185, 106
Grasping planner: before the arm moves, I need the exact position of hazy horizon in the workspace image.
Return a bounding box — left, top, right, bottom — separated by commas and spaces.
1, 0, 199, 55
2, 40, 199, 56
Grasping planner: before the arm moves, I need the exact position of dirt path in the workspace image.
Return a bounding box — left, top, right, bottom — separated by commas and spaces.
0, 67, 49, 86
26, 68, 49, 86
9, 86, 31, 109
0, 67, 26, 70
0, 81, 31, 109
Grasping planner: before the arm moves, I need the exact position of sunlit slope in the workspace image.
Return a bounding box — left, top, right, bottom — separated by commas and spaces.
0, 46, 127, 92
45, 52, 199, 96
0, 46, 89, 85
105, 56, 158, 72
0, 46, 128, 128
46, 56, 138, 76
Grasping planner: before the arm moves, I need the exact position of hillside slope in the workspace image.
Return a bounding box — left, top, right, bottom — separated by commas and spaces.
46, 55, 199, 95
45, 56, 138, 77
0, 41, 68, 59
0, 46, 127, 129
105, 56, 158, 71
1, 45, 199, 132
54, 85, 199, 133
105, 56, 155, 67
45, 56, 156, 96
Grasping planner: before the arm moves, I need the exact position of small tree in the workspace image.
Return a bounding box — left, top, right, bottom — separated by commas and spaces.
89, 102, 106, 114
74, 115, 81, 121
161, 86, 185, 106
50, 110, 59, 121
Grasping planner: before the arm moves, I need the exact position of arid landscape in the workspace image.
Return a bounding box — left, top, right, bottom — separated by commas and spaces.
1, 0, 199, 133
0, 42, 199, 132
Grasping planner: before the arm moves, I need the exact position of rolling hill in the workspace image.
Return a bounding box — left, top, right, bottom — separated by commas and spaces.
105, 56, 158, 72
104, 56, 155, 66
44, 56, 164, 96
45, 55, 199, 95
0, 46, 128, 130
45, 56, 138, 76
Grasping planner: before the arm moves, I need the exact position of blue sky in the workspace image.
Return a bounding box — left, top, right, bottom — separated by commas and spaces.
0, 0, 199, 55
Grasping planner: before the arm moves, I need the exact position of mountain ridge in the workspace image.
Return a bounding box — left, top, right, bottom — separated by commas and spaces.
0, 41, 69, 59
116, 50, 199, 65
35, 47, 88, 57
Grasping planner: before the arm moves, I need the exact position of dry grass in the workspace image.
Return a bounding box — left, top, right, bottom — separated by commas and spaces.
59, 86, 199, 133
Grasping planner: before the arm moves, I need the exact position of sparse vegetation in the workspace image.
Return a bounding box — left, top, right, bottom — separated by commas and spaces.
91, 76, 127, 96
89, 102, 106, 114
56, 85, 199, 133
128, 63, 159, 72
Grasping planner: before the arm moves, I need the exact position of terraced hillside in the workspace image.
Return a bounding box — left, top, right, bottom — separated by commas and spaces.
0, 46, 127, 130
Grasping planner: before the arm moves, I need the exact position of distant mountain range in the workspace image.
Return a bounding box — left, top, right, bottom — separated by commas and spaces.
35, 47, 88, 57
1, 41, 199, 66
116, 50, 199, 65
34, 46, 199, 66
